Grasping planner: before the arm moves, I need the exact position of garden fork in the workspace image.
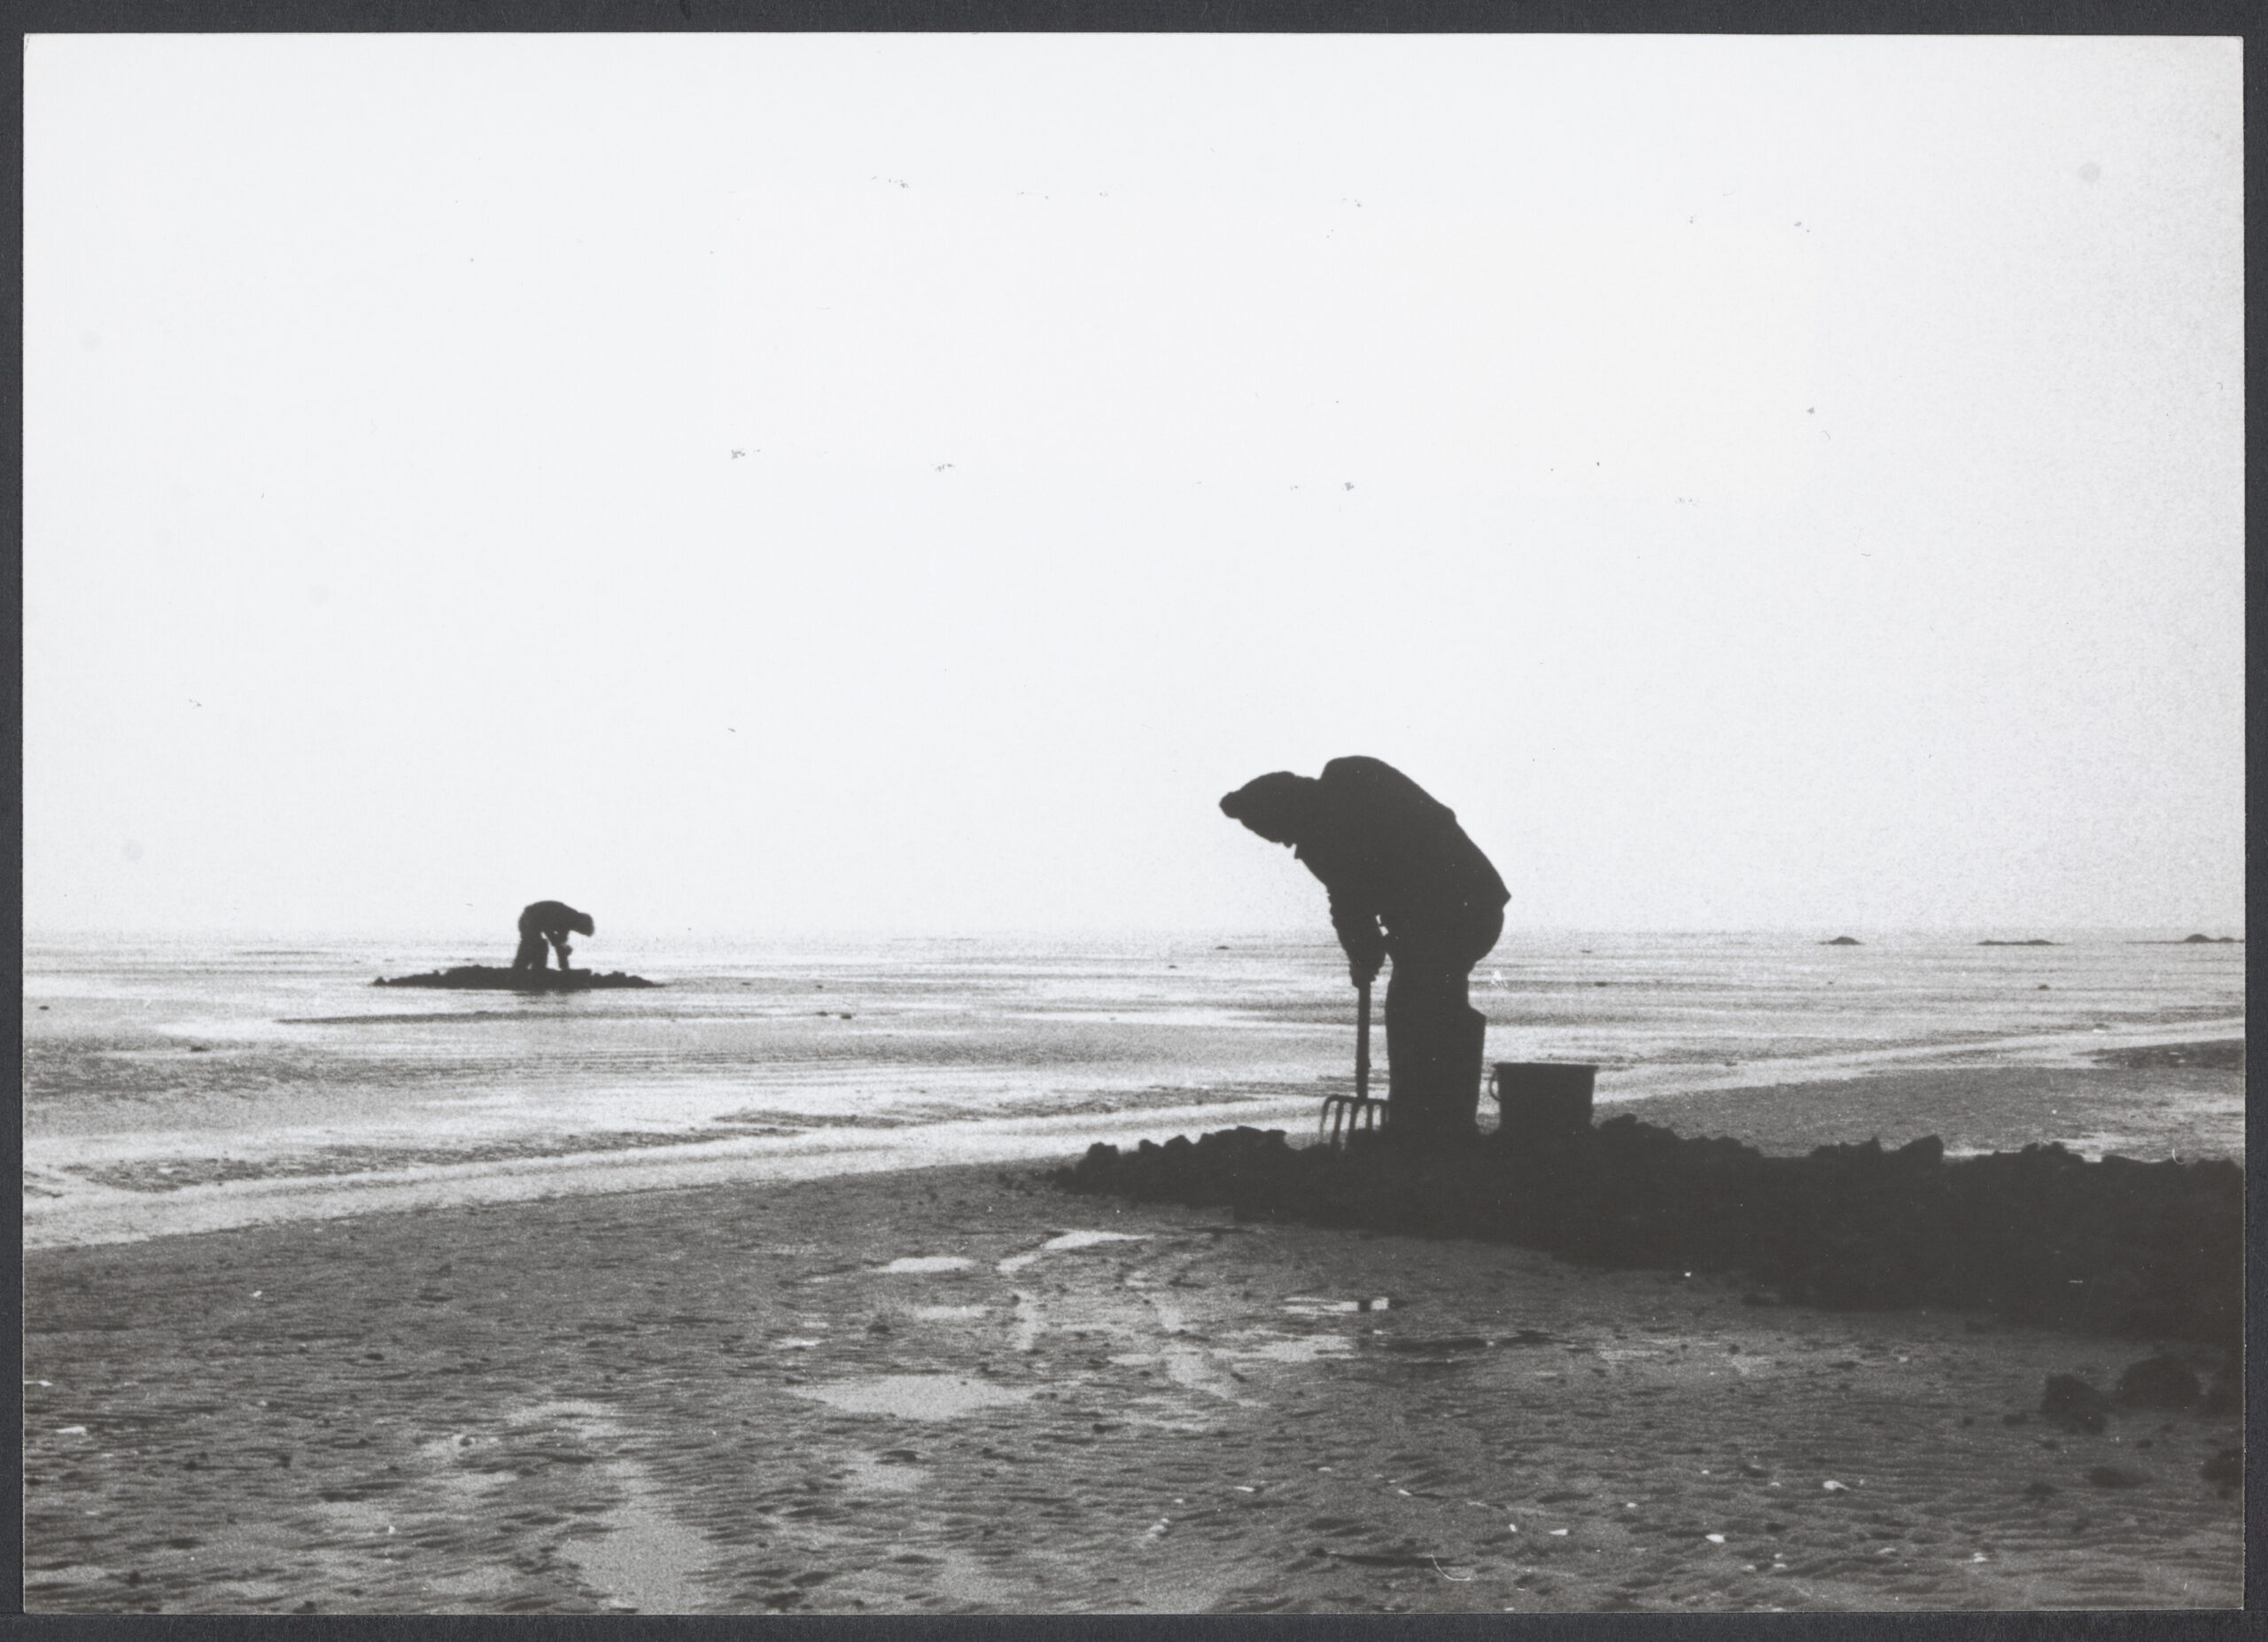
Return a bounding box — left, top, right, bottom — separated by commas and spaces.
1318, 978, 1381, 1146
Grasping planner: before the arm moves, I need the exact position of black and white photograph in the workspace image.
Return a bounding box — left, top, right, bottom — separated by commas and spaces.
19, 31, 2245, 1615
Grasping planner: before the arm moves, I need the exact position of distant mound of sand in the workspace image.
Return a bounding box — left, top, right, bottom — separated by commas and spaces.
374, 966, 659, 992
1060, 1121, 2240, 1344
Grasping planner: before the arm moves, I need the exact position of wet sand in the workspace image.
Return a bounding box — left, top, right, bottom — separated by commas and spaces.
1608, 1055, 2244, 1163
24, 1066, 2245, 1615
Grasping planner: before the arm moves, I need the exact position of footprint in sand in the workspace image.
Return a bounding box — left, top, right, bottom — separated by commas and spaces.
1229, 1334, 1355, 1366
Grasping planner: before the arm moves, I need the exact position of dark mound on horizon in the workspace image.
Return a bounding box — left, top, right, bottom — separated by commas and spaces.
1057, 1121, 2239, 1344
374, 966, 659, 992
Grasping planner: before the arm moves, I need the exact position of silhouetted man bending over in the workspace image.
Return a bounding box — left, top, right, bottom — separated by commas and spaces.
1221, 758, 1508, 1141
513, 901, 595, 974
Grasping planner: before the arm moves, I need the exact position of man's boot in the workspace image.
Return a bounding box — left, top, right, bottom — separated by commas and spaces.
1386, 989, 1484, 1145
1443, 1004, 1487, 1137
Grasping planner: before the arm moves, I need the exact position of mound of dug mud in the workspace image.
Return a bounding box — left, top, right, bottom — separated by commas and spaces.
374, 966, 659, 992
1057, 1119, 2240, 1344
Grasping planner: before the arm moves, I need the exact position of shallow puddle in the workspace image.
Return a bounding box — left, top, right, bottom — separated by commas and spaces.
788, 1374, 1037, 1420
560, 1489, 713, 1614
1040, 1231, 1147, 1252
1230, 1334, 1356, 1364
1283, 1295, 1391, 1316
999, 1229, 1147, 1272
508, 1399, 714, 1614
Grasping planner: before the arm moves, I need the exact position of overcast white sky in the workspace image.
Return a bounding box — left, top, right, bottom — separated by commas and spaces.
24, 35, 2244, 939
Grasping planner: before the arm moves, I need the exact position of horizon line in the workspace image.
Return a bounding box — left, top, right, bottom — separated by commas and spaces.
21, 921, 2248, 943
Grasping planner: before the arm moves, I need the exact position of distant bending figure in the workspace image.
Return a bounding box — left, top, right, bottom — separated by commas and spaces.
513, 901, 596, 974
1221, 758, 1507, 1140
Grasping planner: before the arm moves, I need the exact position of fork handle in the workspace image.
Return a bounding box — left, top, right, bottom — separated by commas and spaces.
1355, 978, 1371, 1102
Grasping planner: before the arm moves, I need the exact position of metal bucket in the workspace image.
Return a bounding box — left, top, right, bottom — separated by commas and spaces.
1490, 1062, 1597, 1143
